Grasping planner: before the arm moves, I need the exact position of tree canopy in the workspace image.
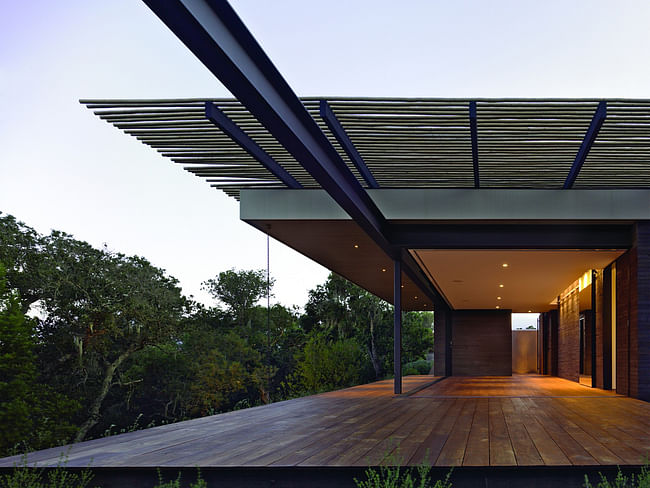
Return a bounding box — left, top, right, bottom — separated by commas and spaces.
0, 212, 434, 456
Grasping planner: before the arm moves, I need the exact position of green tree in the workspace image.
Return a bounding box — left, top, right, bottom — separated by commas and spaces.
202, 269, 273, 327
28, 229, 187, 441
0, 264, 78, 455
0, 213, 49, 314
302, 273, 434, 382
297, 336, 364, 393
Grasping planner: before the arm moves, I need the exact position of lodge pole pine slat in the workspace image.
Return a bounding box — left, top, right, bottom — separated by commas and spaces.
82, 98, 650, 198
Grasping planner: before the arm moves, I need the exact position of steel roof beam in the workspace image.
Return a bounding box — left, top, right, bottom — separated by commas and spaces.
564, 101, 607, 189
142, 0, 446, 307
469, 101, 480, 188
319, 100, 380, 189
205, 102, 302, 189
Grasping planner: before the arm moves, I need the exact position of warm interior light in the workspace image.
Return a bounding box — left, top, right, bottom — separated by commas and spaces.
502, 263, 509, 268
497, 296, 502, 300
499, 284, 504, 288
578, 270, 592, 292
528, 310, 532, 313
414, 296, 418, 299
353, 244, 359, 249
401, 285, 404, 288
381, 268, 386, 272
496, 305, 500, 309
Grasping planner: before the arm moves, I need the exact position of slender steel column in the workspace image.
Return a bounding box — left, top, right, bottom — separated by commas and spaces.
394, 259, 402, 394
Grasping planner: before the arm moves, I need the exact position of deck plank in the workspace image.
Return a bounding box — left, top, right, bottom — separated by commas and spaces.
2, 375, 649, 470
462, 398, 489, 466
488, 398, 517, 466
501, 397, 544, 466
435, 398, 476, 466
511, 397, 571, 466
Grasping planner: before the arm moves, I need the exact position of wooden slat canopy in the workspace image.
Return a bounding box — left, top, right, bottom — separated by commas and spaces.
81, 98, 650, 199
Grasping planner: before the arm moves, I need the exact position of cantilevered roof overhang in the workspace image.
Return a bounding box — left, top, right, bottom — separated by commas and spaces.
83, 97, 650, 309
240, 188, 645, 311
81, 1, 650, 314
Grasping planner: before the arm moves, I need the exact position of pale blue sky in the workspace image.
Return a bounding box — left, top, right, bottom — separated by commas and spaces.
2, 0, 650, 315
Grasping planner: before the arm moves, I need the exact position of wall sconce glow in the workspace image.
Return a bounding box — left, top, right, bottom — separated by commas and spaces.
578, 270, 592, 292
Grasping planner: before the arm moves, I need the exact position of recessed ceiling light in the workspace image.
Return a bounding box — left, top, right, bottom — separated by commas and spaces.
353, 244, 359, 249
502, 263, 509, 268
381, 268, 386, 272
401, 285, 404, 288
414, 296, 418, 299
528, 310, 532, 313
499, 284, 504, 288
496, 305, 500, 309
497, 296, 502, 300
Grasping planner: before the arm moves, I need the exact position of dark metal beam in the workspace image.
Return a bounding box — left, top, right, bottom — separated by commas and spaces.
394, 259, 402, 395
564, 101, 607, 189
319, 100, 379, 189
143, 0, 446, 308
469, 101, 479, 188
205, 102, 302, 189
390, 223, 633, 250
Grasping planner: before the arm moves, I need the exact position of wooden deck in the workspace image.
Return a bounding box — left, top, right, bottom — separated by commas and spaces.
1, 375, 649, 470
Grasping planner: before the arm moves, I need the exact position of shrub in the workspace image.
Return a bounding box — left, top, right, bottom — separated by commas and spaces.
583, 463, 650, 488
402, 360, 432, 376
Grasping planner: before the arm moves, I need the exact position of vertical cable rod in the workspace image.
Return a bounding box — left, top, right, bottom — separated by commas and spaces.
267, 232, 271, 404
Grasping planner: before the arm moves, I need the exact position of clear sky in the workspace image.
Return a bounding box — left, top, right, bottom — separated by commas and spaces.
2, 0, 650, 312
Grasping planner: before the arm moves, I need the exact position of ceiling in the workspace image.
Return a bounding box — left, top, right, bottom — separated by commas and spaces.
412, 249, 625, 312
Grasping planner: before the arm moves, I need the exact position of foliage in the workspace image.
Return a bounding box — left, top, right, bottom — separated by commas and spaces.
0, 455, 95, 488
402, 360, 432, 376
202, 269, 273, 327
302, 273, 434, 382
296, 336, 364, 393
583, 463, 650, 488
0, 212, 438, 453
0, 265, 78, 456
153, 468, 207, 488
354, 448, 452, 488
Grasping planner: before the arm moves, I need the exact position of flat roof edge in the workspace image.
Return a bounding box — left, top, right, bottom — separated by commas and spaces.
241, 189, 650, 221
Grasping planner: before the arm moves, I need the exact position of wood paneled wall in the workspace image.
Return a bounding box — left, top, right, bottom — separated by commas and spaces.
617, 222, 650, 401
558, 286, 580, 382
451, 310, 512, 376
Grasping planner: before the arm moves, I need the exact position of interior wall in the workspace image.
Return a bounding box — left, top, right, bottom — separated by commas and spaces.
451, 310, 512, 376
512, 330, 537, 373
616, 250, 633, 396
433, 309, 447, 376
616, 220, 650, 402
558, 283, 580, 382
